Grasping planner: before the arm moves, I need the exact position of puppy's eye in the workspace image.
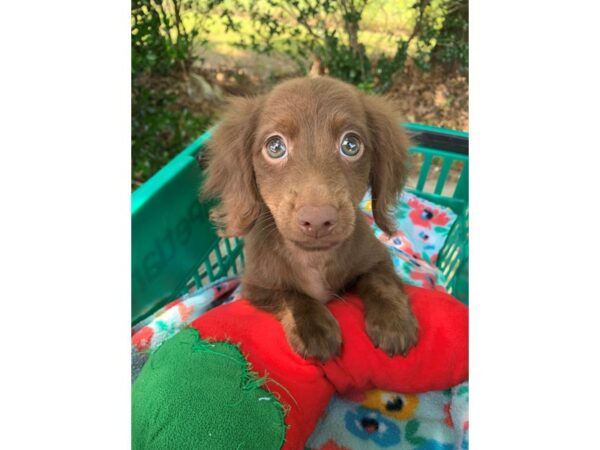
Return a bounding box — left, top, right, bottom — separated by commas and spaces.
340, 133, 362, 158
265, 136, 288, 159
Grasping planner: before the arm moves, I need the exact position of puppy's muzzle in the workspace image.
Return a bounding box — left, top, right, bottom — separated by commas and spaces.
296, 205, 338, 238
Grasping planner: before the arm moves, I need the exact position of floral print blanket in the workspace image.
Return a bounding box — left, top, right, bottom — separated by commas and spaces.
132, 191, 468, 449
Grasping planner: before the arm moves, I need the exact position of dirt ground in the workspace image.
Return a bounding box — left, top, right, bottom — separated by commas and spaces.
176, 47, 468, 132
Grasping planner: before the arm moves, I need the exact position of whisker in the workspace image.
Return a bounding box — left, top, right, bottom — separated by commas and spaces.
331, 292, 348, 304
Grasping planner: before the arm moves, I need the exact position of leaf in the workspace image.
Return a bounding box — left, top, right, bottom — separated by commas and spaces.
405, 419, 420, 438
405, 419, 427, 445
411, 436, 428, 446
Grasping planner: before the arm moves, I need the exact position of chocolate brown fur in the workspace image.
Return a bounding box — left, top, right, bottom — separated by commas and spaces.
202, 76, 418, 361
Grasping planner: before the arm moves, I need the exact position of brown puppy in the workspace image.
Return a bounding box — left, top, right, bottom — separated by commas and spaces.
202, 76, 418, 362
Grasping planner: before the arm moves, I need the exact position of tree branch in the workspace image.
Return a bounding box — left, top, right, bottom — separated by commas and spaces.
406, 0, 430, 46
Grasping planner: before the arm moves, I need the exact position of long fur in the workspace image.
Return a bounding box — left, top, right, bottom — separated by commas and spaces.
201, 77, 418, 361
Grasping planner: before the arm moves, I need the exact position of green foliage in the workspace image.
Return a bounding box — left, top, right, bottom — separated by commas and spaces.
229, 0, 379, 86
319, 34, 370, 85
132, 84, 211, 185
431, 0, 468, 72
131, 0, 218, 186
132, 0, 198, 75
228, 0, 467, 92
410, 0, 468, 73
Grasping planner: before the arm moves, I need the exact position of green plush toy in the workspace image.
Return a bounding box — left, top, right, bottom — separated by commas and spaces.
132, 329, 286, 450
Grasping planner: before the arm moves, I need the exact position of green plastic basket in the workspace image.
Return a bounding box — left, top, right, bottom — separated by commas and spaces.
132, 123, 469, 325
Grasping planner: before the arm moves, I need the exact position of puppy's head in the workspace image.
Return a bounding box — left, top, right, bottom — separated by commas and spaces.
202, 77, 409, 249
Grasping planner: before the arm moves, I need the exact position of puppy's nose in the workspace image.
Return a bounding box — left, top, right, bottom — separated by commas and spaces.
297, 205, 338, 238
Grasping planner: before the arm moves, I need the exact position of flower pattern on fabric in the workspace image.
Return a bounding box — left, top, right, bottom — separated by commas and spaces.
408, 271, 447, 292
316, 440, 351, 450
404, 419, 456, 450
450, 383, 469, 450
132, 326, 154, 352
415, 441, 455, 450
344, 407, 402, 447
461, 424, 469, 450
443, 403, 453, 428
359, 191, 457, 292
380, 232, 422, 261
361, 390, 419, 421
407, 197, 451, 229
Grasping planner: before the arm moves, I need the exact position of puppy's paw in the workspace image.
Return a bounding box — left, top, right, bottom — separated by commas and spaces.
282, 308, 342, 362
365, 293, 419, 357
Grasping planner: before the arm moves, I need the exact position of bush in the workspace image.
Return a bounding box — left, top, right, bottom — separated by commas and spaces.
431, 0, 468, 73
132, 84, 212, 186
231, 0, 467, 92
131, 0, 216, 187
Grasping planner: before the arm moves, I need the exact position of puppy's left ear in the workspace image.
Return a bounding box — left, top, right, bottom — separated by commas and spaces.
362, 94, 410, 235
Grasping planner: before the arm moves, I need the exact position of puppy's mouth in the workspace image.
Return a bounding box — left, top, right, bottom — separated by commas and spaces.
290, 239, 340, 252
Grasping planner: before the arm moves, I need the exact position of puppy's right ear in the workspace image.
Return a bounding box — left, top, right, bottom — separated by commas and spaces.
201, 96, 264, 237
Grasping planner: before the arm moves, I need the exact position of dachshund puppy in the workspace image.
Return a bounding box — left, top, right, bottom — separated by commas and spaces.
202, 76, 418, 362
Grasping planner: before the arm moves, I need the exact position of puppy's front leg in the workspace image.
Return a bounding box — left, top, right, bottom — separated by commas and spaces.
356, 260, 419, 356
244, 284, 342, 362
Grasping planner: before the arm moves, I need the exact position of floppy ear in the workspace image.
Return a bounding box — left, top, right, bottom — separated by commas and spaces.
363, 94, 410, 235
201, 96, 264, 237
